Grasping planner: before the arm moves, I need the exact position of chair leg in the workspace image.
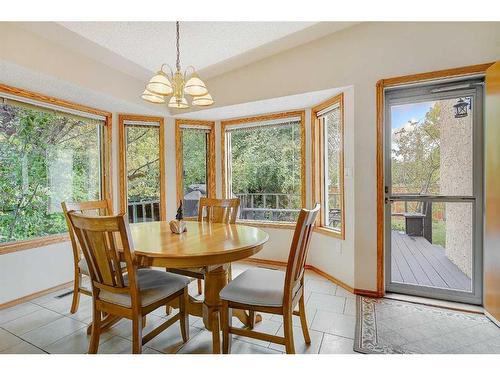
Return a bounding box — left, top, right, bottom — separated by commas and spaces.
165, 305, 172, 315
70, 273, 81, 314
298, 294, 311, 344
179, 288, 190, 343
248, 310, 255, 329
283, 309, 295, 354
210, 310, 221, 354
142, 316, 147, 328
88, 304, 101, 354
197, 279, 203, 295
132, 316, 143, 354
221, 300, 232, 354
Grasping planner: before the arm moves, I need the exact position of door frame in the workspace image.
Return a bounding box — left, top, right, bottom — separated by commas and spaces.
375, 62, 494, 298
383, 80, 484, 304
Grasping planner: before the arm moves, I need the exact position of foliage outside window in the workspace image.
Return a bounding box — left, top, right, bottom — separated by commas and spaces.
223, 112, 305, 224
120, 117, 164, 223
0, 98, 105, 244
175, 120, 215, 218
312, 94, 345, 238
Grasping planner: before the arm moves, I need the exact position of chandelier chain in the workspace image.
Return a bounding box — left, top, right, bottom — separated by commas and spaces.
176, 21, 181, 72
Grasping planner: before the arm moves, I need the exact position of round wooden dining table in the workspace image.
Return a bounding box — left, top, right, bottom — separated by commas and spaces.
129, 220, 269, 353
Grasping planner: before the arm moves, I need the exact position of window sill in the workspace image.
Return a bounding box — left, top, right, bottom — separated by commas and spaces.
236, 220, 297, 230
0, 234, 69, 255
314, 226, 344, 239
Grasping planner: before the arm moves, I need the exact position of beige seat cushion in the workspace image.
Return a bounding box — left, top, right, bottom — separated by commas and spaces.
99, 269, 190, 308
220, 268, 299, 307
78, 258, 126, 276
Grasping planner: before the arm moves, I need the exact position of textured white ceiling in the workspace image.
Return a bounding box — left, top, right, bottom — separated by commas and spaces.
58, 22, 317, 74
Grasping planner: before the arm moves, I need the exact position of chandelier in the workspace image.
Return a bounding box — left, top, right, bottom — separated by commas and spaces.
141, 22, 214, 109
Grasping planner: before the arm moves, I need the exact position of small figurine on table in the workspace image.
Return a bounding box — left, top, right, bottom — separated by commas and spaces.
169, 201, 187, 234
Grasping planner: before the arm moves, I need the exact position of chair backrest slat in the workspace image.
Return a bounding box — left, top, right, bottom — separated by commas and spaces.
198, 198, 240, 224
61, 199, 113, 264
68, 213, 137, 298
284, 204, 320, 304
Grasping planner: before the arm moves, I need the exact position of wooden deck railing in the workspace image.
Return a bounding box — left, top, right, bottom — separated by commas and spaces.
127, 200, 160, 223
127, 192, 342, 224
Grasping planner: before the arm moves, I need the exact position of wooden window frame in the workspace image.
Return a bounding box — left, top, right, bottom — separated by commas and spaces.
118, 114, 166, 221
311, 93, 346, 240
221, 110, 306, 229
375, 62, 494, 297
175, 119, 216, 219
0, 83, 112, 255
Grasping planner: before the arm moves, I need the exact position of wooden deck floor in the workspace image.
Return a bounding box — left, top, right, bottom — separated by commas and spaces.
390, 231, 471, 292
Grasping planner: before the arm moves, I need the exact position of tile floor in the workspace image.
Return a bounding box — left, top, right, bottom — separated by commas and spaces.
0, 262, 359, 354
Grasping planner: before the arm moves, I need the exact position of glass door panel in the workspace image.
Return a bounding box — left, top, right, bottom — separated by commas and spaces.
385, 78, 483, 304
390, 97, 473, 197
389, 200, 473, 293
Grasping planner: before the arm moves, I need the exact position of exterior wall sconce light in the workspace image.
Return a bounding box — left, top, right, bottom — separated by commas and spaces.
453, 97, 471, 118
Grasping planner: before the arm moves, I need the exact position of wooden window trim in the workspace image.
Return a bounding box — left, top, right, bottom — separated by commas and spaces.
311, 93, 345, 240
175, 119, 216, 215
221, 110, 306, 227
0, 83, 112, 255
118, 114, 166, 221
375, 62, 495, 297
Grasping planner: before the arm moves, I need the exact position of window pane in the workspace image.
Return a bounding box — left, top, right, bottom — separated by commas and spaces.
0, 101, 103, 243
323, 109, 342, 230
125, 124, 160, 223
182, 128, 208, 217
228, 121, 302, 222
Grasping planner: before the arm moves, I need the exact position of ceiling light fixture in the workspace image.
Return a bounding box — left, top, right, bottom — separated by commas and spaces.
142, 22, 214, 109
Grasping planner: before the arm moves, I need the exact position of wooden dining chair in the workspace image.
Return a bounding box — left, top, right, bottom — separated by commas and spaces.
219, 204, 320, 354
167, 197, 241, 296
197, 197, 240, 224
62, 199, 116, 314
68, 211, 190, 354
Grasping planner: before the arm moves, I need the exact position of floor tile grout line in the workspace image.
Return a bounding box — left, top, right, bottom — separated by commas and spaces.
172, 327, 206, 354
23, 315, 84, 346
1, 308, 68, 337
0, 326, 49, 354
0, 302, 47, 326
317, 331, 326, 354
44, 327, 117, 354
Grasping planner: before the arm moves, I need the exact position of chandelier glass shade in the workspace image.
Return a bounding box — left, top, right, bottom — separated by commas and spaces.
142, 22, 213, 109
141, 89, 166, 104
191, 92, 214, 106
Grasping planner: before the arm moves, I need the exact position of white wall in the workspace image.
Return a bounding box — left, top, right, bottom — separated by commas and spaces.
0, 243, 74, 304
